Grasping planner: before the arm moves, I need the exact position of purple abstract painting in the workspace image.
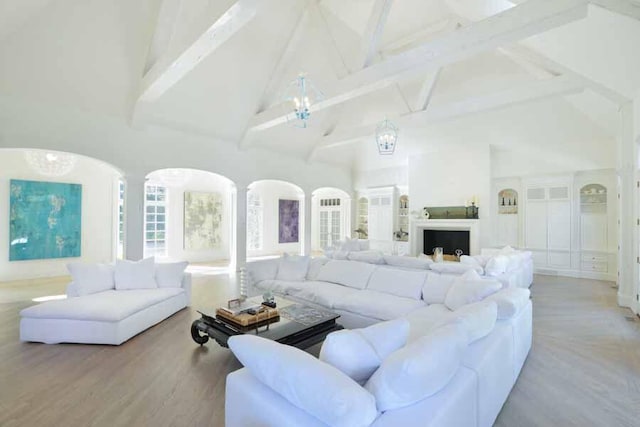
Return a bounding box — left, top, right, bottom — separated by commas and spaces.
279, 199, 299, 243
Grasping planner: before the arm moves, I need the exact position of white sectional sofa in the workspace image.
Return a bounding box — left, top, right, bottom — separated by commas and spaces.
226, 256, 532, 427
20, 258, 191, 345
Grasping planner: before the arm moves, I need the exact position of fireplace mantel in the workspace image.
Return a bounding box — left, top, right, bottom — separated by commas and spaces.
410, 219, 480, 256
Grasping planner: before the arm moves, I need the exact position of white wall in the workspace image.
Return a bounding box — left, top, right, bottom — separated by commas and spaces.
0, 150, 120, 281
409, 145, 492, 248
151, 170, 234, 263
247, 181, 304, 257
353, 166, 408, 192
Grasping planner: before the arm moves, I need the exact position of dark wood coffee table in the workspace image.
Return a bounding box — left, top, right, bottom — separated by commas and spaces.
190, 296, 343, 349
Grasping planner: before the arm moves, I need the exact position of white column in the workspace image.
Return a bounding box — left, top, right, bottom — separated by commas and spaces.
231, 185, 247, 272
617, 103, 637, 310
302, 192, 313, 256
124, 173, 146, 261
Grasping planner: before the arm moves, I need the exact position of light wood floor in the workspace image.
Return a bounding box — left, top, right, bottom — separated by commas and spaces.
1, 273, 639, 427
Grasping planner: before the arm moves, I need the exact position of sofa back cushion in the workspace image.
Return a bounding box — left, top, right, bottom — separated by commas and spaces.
316, 260, 376, 290
155, 261, 188, 288
485, 255, 509, 277
348, 250, 385, 264
483, 288, 531, 319
444, 270, 502, 311
365, 323, 468, 412
229, 335, 378, 427
306, 257, 330, 280
320, 319, 409, 384
246, 259, 279, 284
115, 257, 157, 290
422, 273, 457, 304
383, 255, 432, 270
367, 267, 427, 300
67, 262, 115, 296
429, 262, 483, 275
275, 254, 310, 281
452, 300, 498, 343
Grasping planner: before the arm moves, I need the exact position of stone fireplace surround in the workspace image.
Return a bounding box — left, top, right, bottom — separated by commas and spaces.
410, 219, 480, 257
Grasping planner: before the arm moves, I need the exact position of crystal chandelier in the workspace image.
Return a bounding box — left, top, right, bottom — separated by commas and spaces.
283, 74, 323, 128
24, 151, 77, 176
376, 118, 398, 155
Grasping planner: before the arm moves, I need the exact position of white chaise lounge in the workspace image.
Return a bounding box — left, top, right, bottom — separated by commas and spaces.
20, 259, 191, 345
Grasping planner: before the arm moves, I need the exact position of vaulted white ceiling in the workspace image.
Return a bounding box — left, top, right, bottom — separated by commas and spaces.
0, 0, 638, 172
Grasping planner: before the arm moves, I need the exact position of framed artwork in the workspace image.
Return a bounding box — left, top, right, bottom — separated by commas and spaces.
279, 199, 299, 243
9, 179, 82, 261
498, 189, 518, 215
184, 191, 223, 250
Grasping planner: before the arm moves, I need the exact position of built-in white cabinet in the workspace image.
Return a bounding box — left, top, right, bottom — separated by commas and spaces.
359, 186, 410, 254
497, 171, 617, 281
524, 181, 572, 269
367, 188, 394, 243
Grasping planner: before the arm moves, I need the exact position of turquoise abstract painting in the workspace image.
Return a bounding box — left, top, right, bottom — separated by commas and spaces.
9, 179, 82, 261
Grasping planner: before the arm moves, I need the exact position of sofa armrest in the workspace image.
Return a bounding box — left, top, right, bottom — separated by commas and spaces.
66, 282, 79, 298
181, 272, 192, 305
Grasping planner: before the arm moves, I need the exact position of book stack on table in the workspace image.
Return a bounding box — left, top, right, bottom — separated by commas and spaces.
216, 303, 279, 328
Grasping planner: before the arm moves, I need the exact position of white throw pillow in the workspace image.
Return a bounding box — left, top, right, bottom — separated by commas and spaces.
333, 250, 350, 260
246, 259, 279, 284
229, 335, 378, 427
114, 257, 157, 290
484, 288, 531, 319
452, 300, 498, 343
348, 250, 385, 264
367, 267, 427, 300
365, 323, 468, 412
429, 262, 483, 275
67, 263, 115, 296
306, 257, 330, 280
316, 260, 377, 290
358, 239, 370, 251
276, 253, 310, 281
340, 237, 361, 252
422, 273, 457, 304
485, 255, 509, 277
499, 245, 516, 256
155, 261, 188, 288
320, 319, 410, 384
444, 270, 502, 311
384, 255, 432, 270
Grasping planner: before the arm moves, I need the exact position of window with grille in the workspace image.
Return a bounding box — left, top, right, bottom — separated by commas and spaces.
144, 185, 167, 257
247, 191, 263, 251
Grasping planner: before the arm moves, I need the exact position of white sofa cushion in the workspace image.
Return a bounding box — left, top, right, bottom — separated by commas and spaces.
485, 255, 509, 277
358, 239, 370, 251
276, 254, 310, 281
348, 250, 385, 264
316, 260, 376, 290
365, 323, 468, 412
339, 237, 361, 252
444, 270, 502, 311
67, 262, 115, 296
256, 279, 308, 296
155, 261, 188, 288
405, 304, 454, 342
320, 319, 410, 384
247, 259, 279, 284
483, 288, 531, 319
383, 255, 432, 270
228, 335, 378, 427
114, 257, 157, 290
422, 273, 457, 304
290, 282, 361, 309
306, 257, 329, 280
333, 290, 425, 321
20, 288, 184, 321
452, 300, 498, 343
429, 262, 483, 275
367, 267, 426, 300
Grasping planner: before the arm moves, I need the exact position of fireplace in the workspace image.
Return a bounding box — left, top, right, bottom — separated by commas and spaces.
410, 219, 479, 256
423, 229, 470, 256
